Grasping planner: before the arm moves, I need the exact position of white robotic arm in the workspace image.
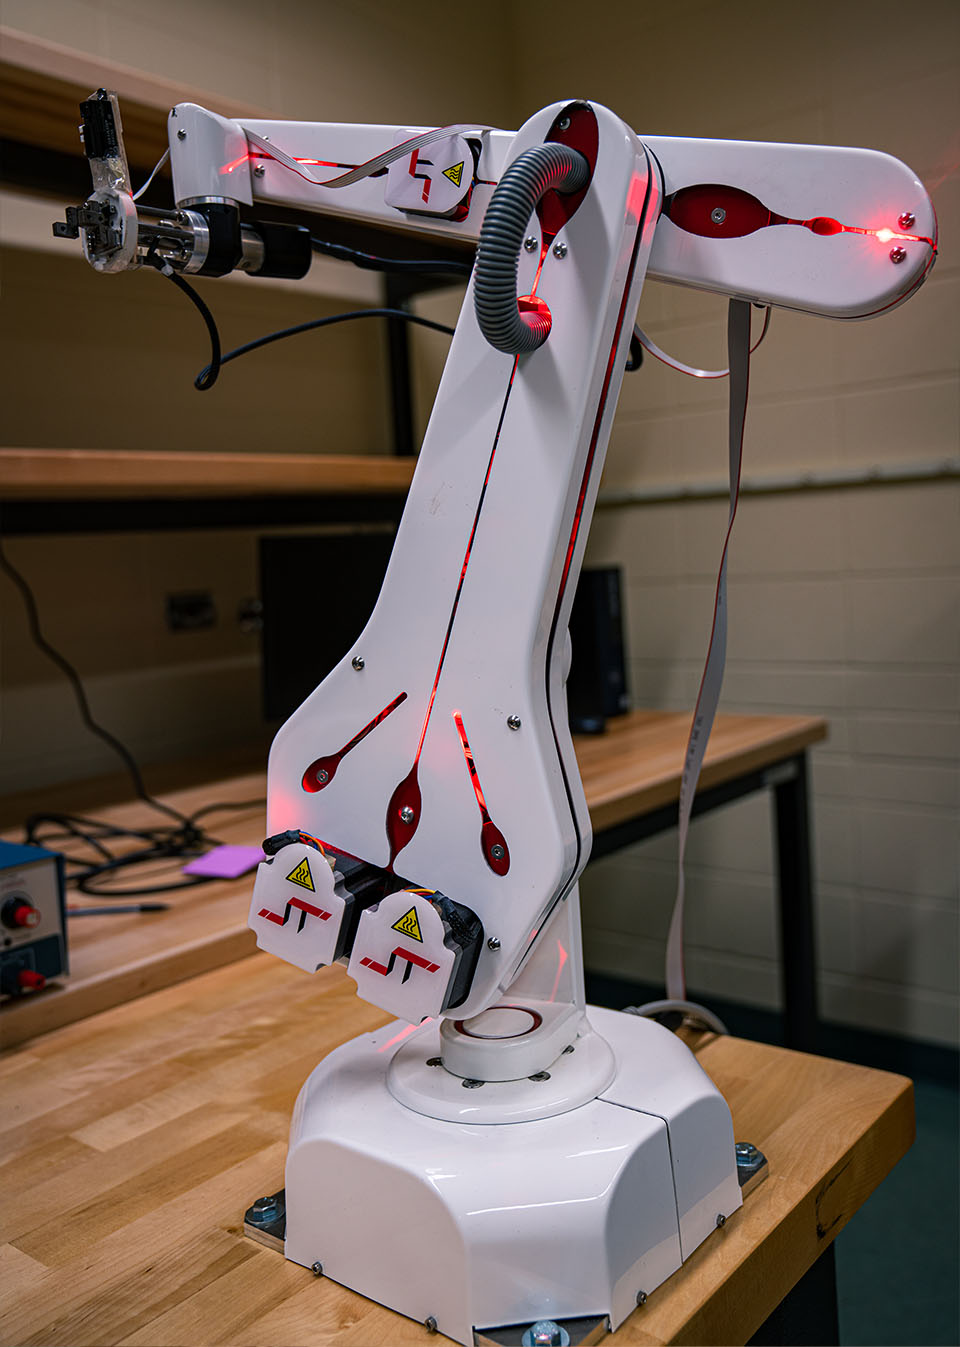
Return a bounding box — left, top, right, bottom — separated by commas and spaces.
55, 90, 935, 1343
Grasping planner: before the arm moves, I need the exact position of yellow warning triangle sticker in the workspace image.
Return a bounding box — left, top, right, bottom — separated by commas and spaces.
442, 161, 464, 189
286, 856, 315, 892
391, 906, 423, 942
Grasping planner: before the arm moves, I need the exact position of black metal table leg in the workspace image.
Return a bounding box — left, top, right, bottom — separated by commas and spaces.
747, 1243, 839, 1346
771, 753, 819, 1052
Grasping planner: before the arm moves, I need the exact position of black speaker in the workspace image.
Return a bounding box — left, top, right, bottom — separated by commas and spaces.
566, 566, 630, 734
260, 529, 396, 721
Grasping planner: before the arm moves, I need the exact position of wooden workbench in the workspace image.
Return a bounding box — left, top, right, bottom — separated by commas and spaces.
0, 710, 826, 1049
0, 953, 912, 1346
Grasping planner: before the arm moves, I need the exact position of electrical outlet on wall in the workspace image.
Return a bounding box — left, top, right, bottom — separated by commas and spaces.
166, 590, 216, 632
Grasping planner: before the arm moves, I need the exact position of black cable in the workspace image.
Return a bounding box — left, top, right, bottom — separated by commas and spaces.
194, 307, 455, 390
145, 251, 223, 389
310, 235, 472, 277
0, 536, 191, 829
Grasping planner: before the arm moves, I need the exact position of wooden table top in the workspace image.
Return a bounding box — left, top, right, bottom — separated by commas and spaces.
0, 953, 912, 1347
0, 710, 826, 1049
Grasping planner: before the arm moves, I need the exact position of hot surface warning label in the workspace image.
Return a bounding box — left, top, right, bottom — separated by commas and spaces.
391, 906, 423, 942
285, 856, 315, 892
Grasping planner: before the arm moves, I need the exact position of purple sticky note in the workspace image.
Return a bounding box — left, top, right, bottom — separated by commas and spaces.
183, 844, 264, 880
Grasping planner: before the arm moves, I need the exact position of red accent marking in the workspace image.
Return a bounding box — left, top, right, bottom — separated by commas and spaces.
258, 899, 332, 927
665, 183, 936, 249
385, 764, 422, 869
539, 104, 598, 242
359, 945, 440, 976
452, 710, 510, 875
302, 691, 407, 792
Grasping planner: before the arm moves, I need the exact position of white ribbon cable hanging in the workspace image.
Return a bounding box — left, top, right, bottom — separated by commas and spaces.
243, 123, 490, 190
665, 298, 752, 1000
633, 306, 770, 378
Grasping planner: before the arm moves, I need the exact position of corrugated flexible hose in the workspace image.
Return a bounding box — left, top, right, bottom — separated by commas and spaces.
473, 143, 589, 355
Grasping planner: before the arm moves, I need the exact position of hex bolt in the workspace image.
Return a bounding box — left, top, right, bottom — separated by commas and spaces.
316, 769, 329, 784
507, 714, 522, 730
636, 1291, 648, 1307
487, 936, 501, 951
462, 1078, 484, 1089
552, 241, 568, 259
253, 1196, 276, 1212
898, 211, 915, 229
351, 655, 365, 670
490, 843, 505, 861
253, 163, 265, 178
529, 1071, 551, 1082
711, 206, 727, 224
424, 1317, 438, 1334
177, 128, 187, 141
426, 1056, 443, 1067
735, 1141, 758, 1158
716, 1213, 727, 1228
890, 246, 907, 264
530, 1322, 564, 1346
399, 805, 415, 824
311, 1261, 324, 1277
524, 236, 538, 253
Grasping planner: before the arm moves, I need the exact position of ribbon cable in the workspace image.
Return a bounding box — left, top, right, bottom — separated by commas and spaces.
242, 124, 488, 190
665, 298, 752, 1001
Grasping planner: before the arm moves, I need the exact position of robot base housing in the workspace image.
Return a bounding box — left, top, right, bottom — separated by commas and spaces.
283, 1006, 742, 1344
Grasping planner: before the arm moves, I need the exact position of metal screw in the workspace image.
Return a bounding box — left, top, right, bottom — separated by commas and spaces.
253, 163, 265, 178
426, 1056, 443, 1067
529, 1071, 551, 1082
552, 241, 568, 259
557, 115, 572, 131
399, 805, 415, 824
311, 1261, 324, 1277
898, 211, 915, 229
524, 236, 538, 252
253, 1196, 276, 1212
507, 714, 522, 730
890, 246, 907, 264
716, 1213, 726, 1228
424, 1317, 438, 1334
462, 1078, 484, 1089
351, 655, 365, 670
636, 1291, 648, 1307
177, 128, 187, 141
529, 1322, 564, 1346
487, 936, 501, 951
735, 1142, 758, 1159
490, 843, 505, 860
316, 768, 329, 784
711, 206, 726, 224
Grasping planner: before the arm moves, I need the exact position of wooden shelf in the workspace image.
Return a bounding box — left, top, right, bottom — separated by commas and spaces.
0, 448, 415, 500
0, 25, 268, 167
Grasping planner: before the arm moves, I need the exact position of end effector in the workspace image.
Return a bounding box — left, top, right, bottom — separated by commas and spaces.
52, 89, 311, 280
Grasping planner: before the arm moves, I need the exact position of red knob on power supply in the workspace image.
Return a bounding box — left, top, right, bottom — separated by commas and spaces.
2, 898, 41, 930
17, 970, 45, 991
